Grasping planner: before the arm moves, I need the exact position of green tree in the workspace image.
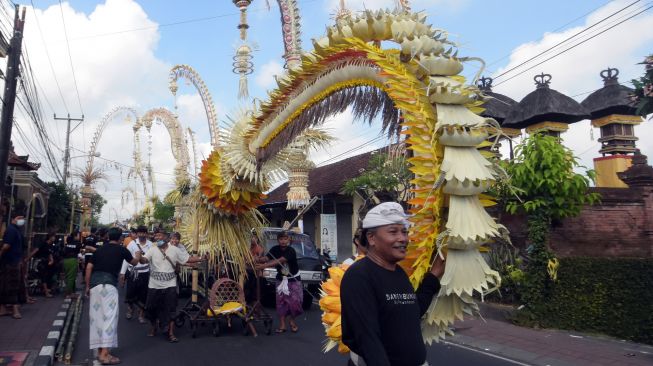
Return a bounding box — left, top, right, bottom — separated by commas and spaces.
153, 199, 175, 225
45, 182, 72, 232
89, 192, 107, 227
342, 152, 411, 208
631, 54, 653, 119
505, 134, 600, 312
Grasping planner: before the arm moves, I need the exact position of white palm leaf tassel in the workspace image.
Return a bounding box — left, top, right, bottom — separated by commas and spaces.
233, 44, 254, 100
420, 94, 503, 343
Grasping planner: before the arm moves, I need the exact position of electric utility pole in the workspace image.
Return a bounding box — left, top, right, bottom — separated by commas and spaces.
0, 6, 25, 204
55, 113, 84, 187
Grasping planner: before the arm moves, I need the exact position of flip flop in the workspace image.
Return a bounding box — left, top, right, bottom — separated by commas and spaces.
290, 325, 299, 333
12, 313, 22, 319
168, 335, 179, 343
100, 355, 121, 365
275, 328, 286, 334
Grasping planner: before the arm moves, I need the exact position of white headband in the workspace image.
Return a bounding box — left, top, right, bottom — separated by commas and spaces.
362, 202, 410, 229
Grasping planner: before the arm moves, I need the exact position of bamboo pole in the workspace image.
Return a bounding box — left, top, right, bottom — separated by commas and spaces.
64, 296, 84, 364
192, 213, 199, 304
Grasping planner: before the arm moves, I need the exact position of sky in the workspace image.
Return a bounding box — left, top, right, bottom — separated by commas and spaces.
5, 0, 653, 223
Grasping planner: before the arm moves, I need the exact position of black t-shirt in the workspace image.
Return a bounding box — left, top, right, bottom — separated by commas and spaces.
266, 245, 299, 280
35, 240, 52, 259
63, 240, 82, 259
84, 235, 97, 259
89, 242, 133, 277
341, 257, 441, 366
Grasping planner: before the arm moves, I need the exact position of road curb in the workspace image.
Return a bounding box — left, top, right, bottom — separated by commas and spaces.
33, 298, 72, 366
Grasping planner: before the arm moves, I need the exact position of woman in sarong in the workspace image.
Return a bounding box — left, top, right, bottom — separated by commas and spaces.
256, 231, 302, 333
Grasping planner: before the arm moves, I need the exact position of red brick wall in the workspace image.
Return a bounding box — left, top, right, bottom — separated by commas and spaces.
500, 187, 653, 258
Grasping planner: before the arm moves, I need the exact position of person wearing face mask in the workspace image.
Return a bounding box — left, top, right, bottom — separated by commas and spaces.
120, 225, 152, 323
139, 230, 202, 342
0, 211, 27, 319
340, 202, 445, 366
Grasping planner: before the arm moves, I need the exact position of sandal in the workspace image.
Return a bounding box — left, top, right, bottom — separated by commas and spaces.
275, 328, 287, 334
99, 355, 121, 365
168, 335, 179, 343
290, 325, 299, 333
12, 313, 22, 319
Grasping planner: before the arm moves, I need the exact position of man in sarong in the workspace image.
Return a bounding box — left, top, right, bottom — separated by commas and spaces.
120, 225, 152, 323
0, 211, 27, 319
140, 231, 202, 342
85, 227, 141, 365
256, 231, 303, 333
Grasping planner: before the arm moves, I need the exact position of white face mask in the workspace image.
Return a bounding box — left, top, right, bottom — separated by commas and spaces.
16, 219, 25, 227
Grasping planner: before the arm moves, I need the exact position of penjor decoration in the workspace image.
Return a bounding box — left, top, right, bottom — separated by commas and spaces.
191, 2, 506, 355
232, 0, 255, 99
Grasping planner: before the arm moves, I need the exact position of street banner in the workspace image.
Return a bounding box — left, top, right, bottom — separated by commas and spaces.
320, 214, 337, 260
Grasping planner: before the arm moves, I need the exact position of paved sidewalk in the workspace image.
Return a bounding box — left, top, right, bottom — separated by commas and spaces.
0, 295, 66, 365
447, 303, 653, 366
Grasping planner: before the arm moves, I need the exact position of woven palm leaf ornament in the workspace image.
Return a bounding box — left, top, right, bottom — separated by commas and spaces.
194, 5, 505, 352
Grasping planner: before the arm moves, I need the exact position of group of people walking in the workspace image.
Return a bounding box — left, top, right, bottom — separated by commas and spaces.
85, 226, 201, 364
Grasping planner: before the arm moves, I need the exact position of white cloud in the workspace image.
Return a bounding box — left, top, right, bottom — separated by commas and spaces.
13, 0, 173, 223
255, 60, 284, 90
492, 0, 653, 171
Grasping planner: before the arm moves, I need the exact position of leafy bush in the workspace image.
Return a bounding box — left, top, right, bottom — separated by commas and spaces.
516, 257, 653, 345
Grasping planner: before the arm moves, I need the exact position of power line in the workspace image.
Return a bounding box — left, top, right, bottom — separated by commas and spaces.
64, 0, 319, 41
57, 0, 84, 116
493, 0, 642, 81
485, 0, 615, 70
30, 0, 70, 114
493, 3, 653, 88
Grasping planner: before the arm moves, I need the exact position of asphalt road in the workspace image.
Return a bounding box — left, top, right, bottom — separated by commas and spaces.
70, 291, 522, 366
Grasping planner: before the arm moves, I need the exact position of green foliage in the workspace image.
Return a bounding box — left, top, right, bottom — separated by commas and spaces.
341, 152, 411, 204
89, 192, 107, 227
45, 182, 72, 232
505, 134, 600, 220
153, 199, 175, 224
485, 243, 524, 304
519, 257, 653, 345
519, 212, 555, 309
631, 55, 653, 119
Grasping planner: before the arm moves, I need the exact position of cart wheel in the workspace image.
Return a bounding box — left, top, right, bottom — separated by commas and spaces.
264, 320, 272, 335
212, 321, 220, 337
174, 313, 186, 328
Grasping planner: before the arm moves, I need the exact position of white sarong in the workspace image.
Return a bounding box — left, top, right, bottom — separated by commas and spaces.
89, 284, 119, 349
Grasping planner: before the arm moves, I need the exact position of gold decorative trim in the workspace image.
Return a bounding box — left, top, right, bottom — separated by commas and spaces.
591, 114, 643, 128
525, 121, 569, 134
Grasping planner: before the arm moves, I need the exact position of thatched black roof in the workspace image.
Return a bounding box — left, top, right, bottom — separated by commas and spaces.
581, 68, 636, 119
503, 73, 590, 129
477, 77, 518, 124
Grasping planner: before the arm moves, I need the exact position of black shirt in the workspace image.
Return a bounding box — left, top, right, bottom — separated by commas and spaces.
63, 240, 82, 259
84, 235, 97, 260
90, 242, 133, 277
266, 245, 299, 280
1, 224, 23, 265
35, 240, 52, 259
341, 257, 441, 366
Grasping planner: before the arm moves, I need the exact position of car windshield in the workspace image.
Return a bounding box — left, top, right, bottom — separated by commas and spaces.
261, 229, 319, 260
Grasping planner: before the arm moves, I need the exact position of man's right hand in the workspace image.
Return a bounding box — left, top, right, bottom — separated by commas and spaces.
119, 274, 125, 287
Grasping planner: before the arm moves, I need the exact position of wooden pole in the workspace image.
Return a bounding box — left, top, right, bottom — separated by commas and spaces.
191, 213, 200, 303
